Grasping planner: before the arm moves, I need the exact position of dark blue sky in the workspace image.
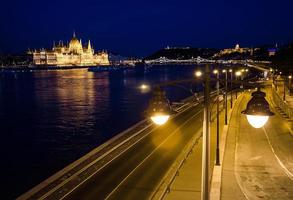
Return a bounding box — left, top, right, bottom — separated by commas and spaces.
0, 0, 292, 56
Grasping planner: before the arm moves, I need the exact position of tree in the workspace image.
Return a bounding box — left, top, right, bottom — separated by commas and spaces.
272, 43, 293, 74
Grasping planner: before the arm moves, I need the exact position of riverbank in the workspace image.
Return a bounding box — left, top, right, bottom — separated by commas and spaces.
0, 65, 89, 72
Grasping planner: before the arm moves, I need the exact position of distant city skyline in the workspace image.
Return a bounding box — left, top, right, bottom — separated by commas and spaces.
0, 0, 293, 56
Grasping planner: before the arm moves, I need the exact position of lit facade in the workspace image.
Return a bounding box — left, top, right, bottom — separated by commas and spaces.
220, 44, 253, 55
216, 44, 258, 56
31, 33, 110, 66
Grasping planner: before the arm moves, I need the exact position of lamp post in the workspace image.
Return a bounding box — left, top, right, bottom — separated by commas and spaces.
289, 75, 292, 96
235, 70, 242, 99
283, 77, 286, 101
229, 69, 233, 108
222, 69, 228, 125
194, 66, 212, 200
201, 65, 210, 200
235, 71, 243, 96
213, 69, 220, 166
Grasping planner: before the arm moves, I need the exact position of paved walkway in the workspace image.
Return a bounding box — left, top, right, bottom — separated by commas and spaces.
163, 96, 235, 200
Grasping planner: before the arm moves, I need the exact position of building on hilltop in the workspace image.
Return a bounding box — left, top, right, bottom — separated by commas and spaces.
29, 32, 110, 66
221, 44, 251, 54
214, 44, 259, 57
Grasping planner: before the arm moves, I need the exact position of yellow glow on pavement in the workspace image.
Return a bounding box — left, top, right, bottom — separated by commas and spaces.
150, 122, 182, 150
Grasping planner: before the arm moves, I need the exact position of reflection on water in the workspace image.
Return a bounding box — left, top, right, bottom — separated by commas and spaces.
0, 65, 202, 199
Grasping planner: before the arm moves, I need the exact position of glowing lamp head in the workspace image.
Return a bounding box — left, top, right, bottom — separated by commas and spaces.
213, 69, 219, 74
140, 84, 148, 89
222, 69, 227, 73
235, 71, 242, 76
147, 87, 175, 125
139, 84, 150, 93
241, 88, 274, 128
289, 75, 292, 79
151, 114, 170, 125
195, 71, 202, 77
229, 69, 232, 73
246, 115, 269, 128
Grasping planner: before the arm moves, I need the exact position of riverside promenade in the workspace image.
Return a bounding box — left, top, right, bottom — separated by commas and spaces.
162, 85, 293, 200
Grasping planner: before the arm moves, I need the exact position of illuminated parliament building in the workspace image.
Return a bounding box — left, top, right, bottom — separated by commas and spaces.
31, 33, 110, 66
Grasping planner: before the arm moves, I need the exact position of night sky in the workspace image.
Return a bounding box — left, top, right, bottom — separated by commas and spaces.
0, 0, 293, 56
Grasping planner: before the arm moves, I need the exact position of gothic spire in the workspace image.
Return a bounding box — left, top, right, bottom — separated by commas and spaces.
87, 40, 92, 50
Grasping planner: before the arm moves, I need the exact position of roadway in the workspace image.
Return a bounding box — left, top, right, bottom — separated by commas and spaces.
63, 101, 206, 200
221, 87, 293, 199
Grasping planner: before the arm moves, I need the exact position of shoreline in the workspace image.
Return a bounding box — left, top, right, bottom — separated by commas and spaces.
0, 65, 135, 72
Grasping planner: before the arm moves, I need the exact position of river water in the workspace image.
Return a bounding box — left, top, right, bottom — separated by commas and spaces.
0, 65, 212, 199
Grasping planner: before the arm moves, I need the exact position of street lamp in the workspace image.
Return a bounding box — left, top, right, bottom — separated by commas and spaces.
289, 75, 292, 96
201, 65, 210, 200
235, 71, 242, 77
283, 76, 286, 101
235, 71, 242, 99
147, 87, 174, 125
139, 83, 151, 93
195, 70, 203, 77
241, 88, 274, 128
229, 69, 233, 108
222, 69, 228, 125
213, 69, 220, 166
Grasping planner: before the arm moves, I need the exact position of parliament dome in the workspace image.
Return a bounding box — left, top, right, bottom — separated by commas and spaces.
69, 32, 82, 53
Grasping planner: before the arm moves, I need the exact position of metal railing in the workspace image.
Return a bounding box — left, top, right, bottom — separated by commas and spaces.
272, 84, 293, 119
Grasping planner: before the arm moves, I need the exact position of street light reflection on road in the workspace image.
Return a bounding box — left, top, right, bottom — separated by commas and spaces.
150, 121, 182, 150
